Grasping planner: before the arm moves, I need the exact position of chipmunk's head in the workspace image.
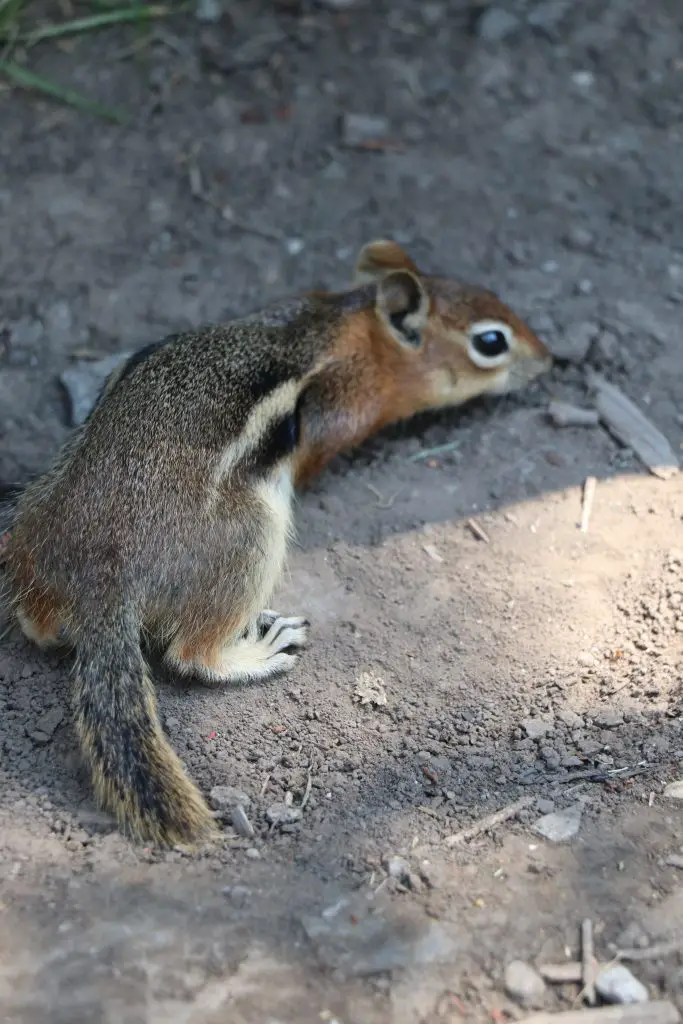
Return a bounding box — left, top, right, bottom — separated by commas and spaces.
355, 239, 553, 410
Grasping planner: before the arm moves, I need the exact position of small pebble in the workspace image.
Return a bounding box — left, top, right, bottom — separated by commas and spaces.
209, 786, 252, 813
341, 113, 389, 147
266, 802, 302, 826
504, 959, 546, 1008
245, 847, 261, 860
521, 717, 553, 741
663, 780, 683, 801
230, 804, 255, 839
532, 801, 585, 843
476, 7, 521, 43
594, 708, 624, 729
596, 964, 649, 1005
563, 225, 595, 251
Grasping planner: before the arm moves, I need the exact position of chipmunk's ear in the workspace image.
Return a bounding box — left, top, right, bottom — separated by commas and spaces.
354, 239, 419, 284
375, 269, 430, 349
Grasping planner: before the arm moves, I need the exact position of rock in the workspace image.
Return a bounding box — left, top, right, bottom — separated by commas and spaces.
354, 671, 387, 707
27, 706, 65, 745
532, 800, 586, 842
527, 0, 572, 38
476, 7, 521, 43
245, 847, 261, 860
341, 113, 389, 147
557, 708, 583, 729
504, 960, 546, 1008
300, 894, 459, 976
594, 708, 624, 729
230, 804, 255, 839
195, 0, 222, 22
385, 855, 411, 883
209, 786, 252, 813
596, 964, 649, 1004
60, 351, 132, 426
563, 225, 595, 251
593, 329, 620, 364
266, 802, 302, 826
552, 321, 599, 363
663, 780, 683, 801
535, 798, 555, 815
521, 717, 553, 741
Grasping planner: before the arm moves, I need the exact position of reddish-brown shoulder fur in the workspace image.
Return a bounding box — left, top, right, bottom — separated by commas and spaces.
292, 240, 551, 487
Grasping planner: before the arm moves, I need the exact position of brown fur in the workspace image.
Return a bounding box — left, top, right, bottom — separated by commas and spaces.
0, 239, 551, 844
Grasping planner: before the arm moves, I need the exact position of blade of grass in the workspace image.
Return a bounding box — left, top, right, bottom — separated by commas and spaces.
0, 58, 126, 120
26, 6, 170, 44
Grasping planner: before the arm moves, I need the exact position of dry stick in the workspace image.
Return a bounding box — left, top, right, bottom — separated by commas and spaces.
300, 767, 313, 810
444, 795, 534, 847
539, 962, 584, 983
519, 1003, 680, 1024
580, 476, 597, 532
617, 939, 683, 962
466, 517, 490, 543
582, 918, 597, 1005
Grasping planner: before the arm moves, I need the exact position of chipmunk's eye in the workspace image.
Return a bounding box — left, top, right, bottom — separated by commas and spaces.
467, 321, 513, 368
472, 330, 508, 357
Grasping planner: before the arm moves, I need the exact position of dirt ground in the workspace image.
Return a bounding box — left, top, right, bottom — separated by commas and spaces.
1, 0, 683, 1021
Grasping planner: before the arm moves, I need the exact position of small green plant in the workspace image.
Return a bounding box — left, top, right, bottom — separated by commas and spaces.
0, 0, 179, 120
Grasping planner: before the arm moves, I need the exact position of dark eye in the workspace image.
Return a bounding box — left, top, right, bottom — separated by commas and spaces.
471, 329, 509, 357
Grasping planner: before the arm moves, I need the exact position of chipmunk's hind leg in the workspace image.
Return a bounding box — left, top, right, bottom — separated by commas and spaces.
167, 612, 309, 687
15, 589, 64, 649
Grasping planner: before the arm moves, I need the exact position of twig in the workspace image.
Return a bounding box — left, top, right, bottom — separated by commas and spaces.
580, 476, 597, 533
444, 795, 533, 847
259, 773, 271, 797
539, 962, 583, 983
582, 918, 596, 1005
408, 440, 461, 462
520, 1004, 680, 1023
617, 939, 683, 962
365, 483, 401, 509
466, 517, 490, 543
300, 766, 313, 809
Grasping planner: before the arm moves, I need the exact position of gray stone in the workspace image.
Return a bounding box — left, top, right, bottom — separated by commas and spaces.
663, 780, 683, 801
552, 321, 599, 363
527, 0, 572, 37
521, 717, 553, 741
27, 706, 65, 745
594, 708, 624, 729
532, 800, 586, 842
596, 964, 649, 1005
195, 0, 222, 22
230, 804, 255, 839
209, 786, 252, 813
563, 225, 595, 251
341, 113, 389, 147
535, 798, 555, 815
266, 802, 302, 826
476, 7, 521, 43
44, 300, 73, 342
504, 959, 546, 1008
60, 351, 132, 426
557, 708, 583, 729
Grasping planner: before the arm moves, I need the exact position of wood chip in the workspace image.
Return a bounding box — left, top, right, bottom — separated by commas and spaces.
580, 476, 597, 533
422, 543, 444, 563
444, 795, 533, 847
520, 1004, 680, 1023
582, 918, 597, 1004
548, 400, 600, 427
589, 372, 679, 480
466, 517, 490, 543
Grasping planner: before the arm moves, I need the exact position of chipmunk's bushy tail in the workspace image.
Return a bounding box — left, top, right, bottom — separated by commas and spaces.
73, 604, 215, 845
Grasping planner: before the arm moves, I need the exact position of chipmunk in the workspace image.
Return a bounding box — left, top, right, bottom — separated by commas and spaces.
291, 239, 552, 485
1, 238, 550, 845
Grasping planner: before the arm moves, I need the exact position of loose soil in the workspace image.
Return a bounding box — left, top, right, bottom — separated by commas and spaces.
0, 1, 682, 1021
